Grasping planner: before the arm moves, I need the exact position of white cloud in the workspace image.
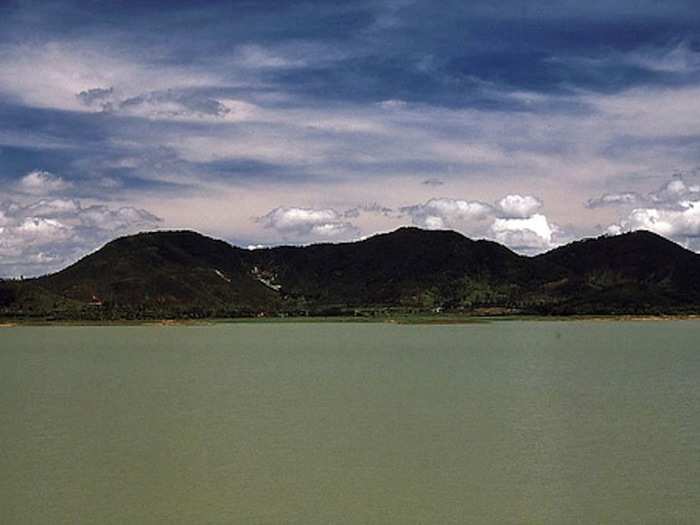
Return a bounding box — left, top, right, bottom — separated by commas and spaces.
0, 216, 73, 263
397, 195, 562, 252
400, 198, 493, 230
78, 205, 161, 231
0, 42, 221, 113
0, 199, 161, 277
587, 177, 700, 210
24, 199, 81, 216
649, 178, 700, 204
598, 177, 700, 249
495, 194, 542, 218
257, 207, 357, 239
16, 217, 72, 243
491, 214, 556, 252
18, 170, 71, 194
613, 203, 700, 239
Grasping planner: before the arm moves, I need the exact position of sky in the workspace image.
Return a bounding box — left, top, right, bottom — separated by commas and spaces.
2, 0, 700, 276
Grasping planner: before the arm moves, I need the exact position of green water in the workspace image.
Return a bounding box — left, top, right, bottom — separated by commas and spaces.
1, 321, 699, 524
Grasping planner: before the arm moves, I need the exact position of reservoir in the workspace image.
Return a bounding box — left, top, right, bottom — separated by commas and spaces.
1, 321, 699, 523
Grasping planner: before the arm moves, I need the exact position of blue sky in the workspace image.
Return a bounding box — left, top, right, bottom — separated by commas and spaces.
2, 0, 700, 276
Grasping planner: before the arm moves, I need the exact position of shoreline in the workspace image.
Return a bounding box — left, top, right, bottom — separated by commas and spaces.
2, 314, 700, 327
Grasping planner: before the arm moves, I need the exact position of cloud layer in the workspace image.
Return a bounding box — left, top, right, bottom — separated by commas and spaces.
2, 1, 700, 273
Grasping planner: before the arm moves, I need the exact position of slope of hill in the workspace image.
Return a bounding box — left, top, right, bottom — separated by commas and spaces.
2, 227, 700, 319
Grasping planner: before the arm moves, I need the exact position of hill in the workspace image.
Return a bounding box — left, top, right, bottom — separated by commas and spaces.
30, 231, 279, 318
2, 227, 700, 319
534, 231, 700, 313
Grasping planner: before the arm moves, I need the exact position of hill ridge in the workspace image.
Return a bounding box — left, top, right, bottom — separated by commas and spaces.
2, 227, 699, 318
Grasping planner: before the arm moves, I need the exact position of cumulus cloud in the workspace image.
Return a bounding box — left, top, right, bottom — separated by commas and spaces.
257, 207, 357, 239
400, 198, 493, 230
0, 199, 161, 277
495, 194, 542, 218
607, 202, 700, 244
491, 214, 556, 252
624, 204, 700, 237
17, 170, 72, 195
398, 194, 561, 252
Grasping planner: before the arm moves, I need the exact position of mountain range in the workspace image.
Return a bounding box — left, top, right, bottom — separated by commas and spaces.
2, 227, 700, 319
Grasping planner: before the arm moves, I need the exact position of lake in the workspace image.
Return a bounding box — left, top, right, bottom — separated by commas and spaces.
1, 321, 699, 523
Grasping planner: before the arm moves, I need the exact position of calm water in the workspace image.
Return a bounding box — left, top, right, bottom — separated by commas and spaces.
1, 321, 699, 524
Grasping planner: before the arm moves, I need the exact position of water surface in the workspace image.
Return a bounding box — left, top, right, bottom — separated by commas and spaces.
1, 321, 699, 523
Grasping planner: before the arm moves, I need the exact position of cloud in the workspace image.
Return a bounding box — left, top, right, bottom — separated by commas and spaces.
117, 90, 231, 119
491, 214, 556, 252
648, 178, 700, 205
0, 41, 222, 113
624, 41, 700, 74
343, 203, 394, 218
495, 194, 542, 218
400, 198, 493, 230
256, 194, 560, 253
586, 192, 642, 208
257, 207, 357, 239
76, 87, 115, 110
4, 2, 700, 264
17, 170, 72, 195
78, 205, 162, 231
614, 204, 700, 239
0, 198, 161, 277
74, 84, 233, 120
587, 177, 700, 210
398, 194, 562, 252
24, 199, 82, 217
598, 176, 700, 248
